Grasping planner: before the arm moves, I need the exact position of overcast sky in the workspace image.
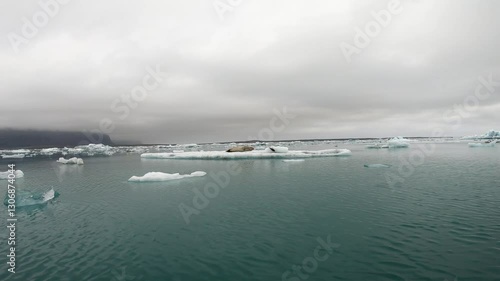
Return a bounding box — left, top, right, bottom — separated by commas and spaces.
1, 0, 499, 144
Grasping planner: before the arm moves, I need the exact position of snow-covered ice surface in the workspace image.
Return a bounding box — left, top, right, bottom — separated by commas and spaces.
141, 148, 352, 160
265, 146, 289, 153
57, 157, 84, 165
0, 170, 24, 179
128, 171, 207, 182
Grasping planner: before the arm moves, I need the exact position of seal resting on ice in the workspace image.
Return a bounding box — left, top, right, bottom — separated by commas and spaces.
226, 146, 254, 152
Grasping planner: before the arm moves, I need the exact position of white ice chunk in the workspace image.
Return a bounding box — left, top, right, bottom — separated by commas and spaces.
40, 147, 60, 155
282, 159, 305, 162
57, 157, 84, 165
0, 170, 24, 179
387, 137, 410, 148
128, 171, 207, 182
468, 141, 496, 147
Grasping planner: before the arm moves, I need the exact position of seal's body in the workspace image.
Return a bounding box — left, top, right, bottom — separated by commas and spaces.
226, 146, 254, 152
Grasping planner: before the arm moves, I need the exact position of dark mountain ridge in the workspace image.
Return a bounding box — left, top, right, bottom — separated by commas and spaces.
0, 129, 113, 149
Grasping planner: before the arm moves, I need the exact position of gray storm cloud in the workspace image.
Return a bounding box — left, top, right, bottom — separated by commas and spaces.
0, 0, 499, 144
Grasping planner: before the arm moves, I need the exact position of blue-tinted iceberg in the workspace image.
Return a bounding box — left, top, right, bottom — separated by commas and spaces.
4, 188, 58, 207
463, 129, 500, 139
387, 137, 410, 148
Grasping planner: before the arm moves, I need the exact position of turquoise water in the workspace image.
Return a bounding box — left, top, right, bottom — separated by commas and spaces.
1, 143, 499, 281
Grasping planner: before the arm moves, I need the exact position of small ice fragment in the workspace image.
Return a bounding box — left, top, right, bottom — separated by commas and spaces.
128, 171, 207, 182
364, 164, 391, 168
57, 157, 84, 165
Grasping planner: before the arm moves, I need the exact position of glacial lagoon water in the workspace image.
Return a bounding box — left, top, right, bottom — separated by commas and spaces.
0, 142, 499, 281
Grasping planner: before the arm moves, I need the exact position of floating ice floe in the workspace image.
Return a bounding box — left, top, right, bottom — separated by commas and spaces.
468, 141, 496, 148
57, 157, 84, 165
1, 154, 25, 159
366, 144, 388, 149
283, 159, 305, 162
128, 171, 207, 182
387, 137, 410, 148
3, 188, 58, 207
40, 147, 61, 156
141, 148, 351, 160
0, 170, 24, 179
364, 164, 391, 168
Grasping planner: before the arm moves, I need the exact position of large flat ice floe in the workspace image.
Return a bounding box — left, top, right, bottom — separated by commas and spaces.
141, 148, 351, 160
1, 154, 25, 159
468, 141, 496, 147
128, 171, 207, 182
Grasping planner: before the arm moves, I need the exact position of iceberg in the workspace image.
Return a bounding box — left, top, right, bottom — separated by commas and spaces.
364, 164, 392, 168
463, 129, 500, 140
0, 170, 24, 179
141, 148, 351, 160
387, 137, 410, 148
1, 154, 25, 159
128, 171, 207, 182
57, 157, 84, 165
3, 188, 58, 207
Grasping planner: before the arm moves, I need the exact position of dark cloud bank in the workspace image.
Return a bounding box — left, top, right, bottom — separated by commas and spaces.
1, 0, 499, 144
